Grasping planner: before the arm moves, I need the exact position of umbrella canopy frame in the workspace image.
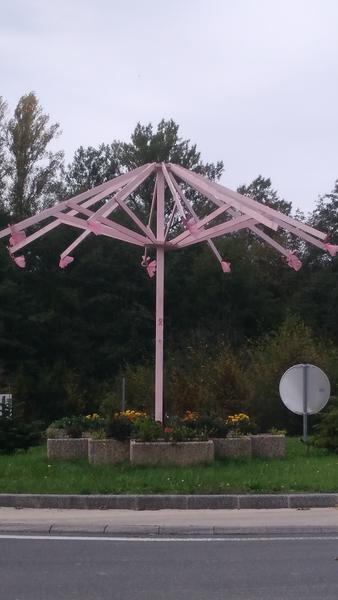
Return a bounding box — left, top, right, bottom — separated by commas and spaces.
1, 162, 336, 422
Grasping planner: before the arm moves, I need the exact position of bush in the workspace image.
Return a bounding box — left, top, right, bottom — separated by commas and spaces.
180, 412, 229, 438
312, 397, 338, 452
0, 408, 41, 453
105, 416, 134, 441
133, 417, 163, 442
246, 316, 336, 433
166, 342, 249, 416
48, 414, 105, 438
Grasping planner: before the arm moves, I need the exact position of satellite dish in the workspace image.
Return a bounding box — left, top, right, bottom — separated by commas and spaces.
279, 364, 330, 441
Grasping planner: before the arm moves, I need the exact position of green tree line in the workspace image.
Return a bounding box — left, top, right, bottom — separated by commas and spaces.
0, 92, 338, 432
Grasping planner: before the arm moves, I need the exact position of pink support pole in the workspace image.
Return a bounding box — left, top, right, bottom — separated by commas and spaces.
155, 169, 165, 423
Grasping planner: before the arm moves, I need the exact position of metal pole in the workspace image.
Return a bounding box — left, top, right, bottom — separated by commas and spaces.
154, 168, 165, 423
121, 377, 126, 412
302, 364, 308, 443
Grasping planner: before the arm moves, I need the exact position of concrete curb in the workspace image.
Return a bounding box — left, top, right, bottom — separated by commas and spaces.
0, 493, 337, 510
1, 524, 338, 536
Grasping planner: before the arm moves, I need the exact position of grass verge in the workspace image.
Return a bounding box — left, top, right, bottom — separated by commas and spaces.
0, 438, 337, 495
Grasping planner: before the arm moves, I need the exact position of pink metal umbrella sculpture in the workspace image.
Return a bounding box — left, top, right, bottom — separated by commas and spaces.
1, 162, 337, 422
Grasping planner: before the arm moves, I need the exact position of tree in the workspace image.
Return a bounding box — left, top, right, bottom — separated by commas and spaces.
65, 143, 120, 196
0, 97, 8, 209
116, 119, 223, 176
311, 180, 338, 240
6, 92, 64, 220
66, 119, 224, 213
237, 175, 291, 214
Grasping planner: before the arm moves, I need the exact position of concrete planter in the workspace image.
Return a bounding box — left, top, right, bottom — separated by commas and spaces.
46, 427, 69, 439
251, 434, 286, 458
130, 440, 214, 466
47, 438, 88, 460
88, 439, 130, 465
212, 436, 252, 458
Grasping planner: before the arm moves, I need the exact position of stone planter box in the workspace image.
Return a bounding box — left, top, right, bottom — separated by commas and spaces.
130, 440, 214, 466
251, 434, 286, 458
46, 427, 69, 439
88, 439, 130, 465
212, 436, 252, 458
47, 438, 88, 460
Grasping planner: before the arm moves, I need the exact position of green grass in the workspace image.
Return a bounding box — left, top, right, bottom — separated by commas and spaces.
1, 438, 338, 495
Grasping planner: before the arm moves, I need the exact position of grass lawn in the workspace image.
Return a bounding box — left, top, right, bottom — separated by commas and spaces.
0, 438, 337, 495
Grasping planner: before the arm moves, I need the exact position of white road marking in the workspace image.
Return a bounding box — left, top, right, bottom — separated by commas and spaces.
0, 535, 338, 542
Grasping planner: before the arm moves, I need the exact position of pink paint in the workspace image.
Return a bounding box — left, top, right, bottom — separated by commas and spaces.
324, 243, 338, 257
13, 255, 26, 268
146, 259, 157, 278
221, 260, 231, 273
87, 220, 103, 235
184, 217, 199, 236
9, 226, 26, 246
287, 252, 302, 271
59, 255, 74, 269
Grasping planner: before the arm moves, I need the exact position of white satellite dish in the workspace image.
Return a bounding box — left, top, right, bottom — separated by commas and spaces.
279, 364, 330, 441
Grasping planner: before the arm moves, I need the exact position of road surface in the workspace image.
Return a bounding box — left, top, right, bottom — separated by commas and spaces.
1, 534, 338, 599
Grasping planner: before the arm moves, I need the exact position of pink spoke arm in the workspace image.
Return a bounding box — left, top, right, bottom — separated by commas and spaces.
164, 203, 178, 240
172, 164, 326, 242
55, 212, 148, 246
62, 201, 151, 245
147, 174, 158, 228
264, 217, 327, 251
167, 173, 224, 264
169, 164, 279, 232
161, 163, 187, 220
168, 174, 231, 246
0, 164, 150, 240
223, 204, 327, 252
248, 224, 299, 259
8, 165, 155, 254
60, 171, 159, 261
206, 238, 223, 262
87, 164, 155, 223
178, 215, 253, 247
99, 164, 156, 243
60, 230, 89, 259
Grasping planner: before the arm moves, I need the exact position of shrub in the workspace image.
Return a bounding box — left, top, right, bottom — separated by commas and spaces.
181, 413, 229, 438
105, 416, 134, 441
48, 414, 105, 438
312, 397, 338, 452
166, 342, 249, 416
166, 424, 207, 442
246, 316, 336, 433
225, 413, 256, 436
48, 416, 84, 438
133, 417, 164, 442
115, 410, 147, 422
83, 414, 106, 431
0, 406, 41, 453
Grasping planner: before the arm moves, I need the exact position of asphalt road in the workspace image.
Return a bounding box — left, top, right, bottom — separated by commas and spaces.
1, 535, 338, 600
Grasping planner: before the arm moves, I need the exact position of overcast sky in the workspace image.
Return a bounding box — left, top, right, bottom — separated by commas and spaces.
1, 0, 338, 214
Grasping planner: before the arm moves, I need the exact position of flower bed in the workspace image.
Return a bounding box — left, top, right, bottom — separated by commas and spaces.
251, 434, 286, 458
212, 436, 252, 458
46, 427, 69, 439
130, 440, 214, 466
47, 438, 89, 460
88, 439, 130, 465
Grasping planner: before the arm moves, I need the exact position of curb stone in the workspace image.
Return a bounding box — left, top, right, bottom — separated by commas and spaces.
1, 524, 338, 537
0, 493, 337, 510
